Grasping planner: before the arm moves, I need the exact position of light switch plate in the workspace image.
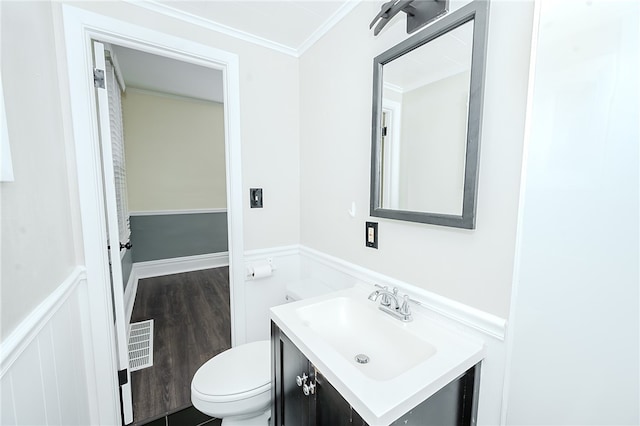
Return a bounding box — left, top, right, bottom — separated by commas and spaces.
365, 222, 378, 249
250, 188, 263, 208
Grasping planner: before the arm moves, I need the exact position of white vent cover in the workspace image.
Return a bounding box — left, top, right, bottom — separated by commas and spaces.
128, 320, 154, 372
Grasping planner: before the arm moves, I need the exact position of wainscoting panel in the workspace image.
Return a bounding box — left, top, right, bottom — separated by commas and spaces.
38, 324, 62, 424
1, 371, 16, 424
244, 245, 301, 342
10, 339, 47, 424
0, 267, 92, 425
300, 246, 506, 339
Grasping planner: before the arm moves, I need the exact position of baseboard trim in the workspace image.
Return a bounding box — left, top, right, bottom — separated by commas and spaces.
299, 246, 507, 340
134, 252, 229, 279
0, 266, 87, 376
124, 252, 229, 325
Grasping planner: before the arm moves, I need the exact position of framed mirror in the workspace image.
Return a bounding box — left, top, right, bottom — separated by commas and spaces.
370, 1, 489, 229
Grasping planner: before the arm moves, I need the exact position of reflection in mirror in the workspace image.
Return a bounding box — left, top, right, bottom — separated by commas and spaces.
381, 21, 473, 215
370, 1, 489, 229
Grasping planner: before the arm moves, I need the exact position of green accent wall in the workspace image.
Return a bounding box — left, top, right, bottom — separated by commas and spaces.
130, 212, 228, 263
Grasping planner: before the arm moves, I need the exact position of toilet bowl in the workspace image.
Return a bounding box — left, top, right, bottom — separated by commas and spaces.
191, 340, 271, 426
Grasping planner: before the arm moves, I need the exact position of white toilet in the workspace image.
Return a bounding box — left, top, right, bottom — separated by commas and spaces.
191, 340, 271, 425
191, 279, 335, 425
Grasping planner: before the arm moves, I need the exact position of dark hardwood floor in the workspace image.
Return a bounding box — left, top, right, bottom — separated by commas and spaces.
130, 267, 231, 425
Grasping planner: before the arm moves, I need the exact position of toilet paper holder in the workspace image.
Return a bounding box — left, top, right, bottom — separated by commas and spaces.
246, 258, 274, 280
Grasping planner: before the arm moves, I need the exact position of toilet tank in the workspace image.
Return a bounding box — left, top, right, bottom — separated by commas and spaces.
285, 278, 335, 302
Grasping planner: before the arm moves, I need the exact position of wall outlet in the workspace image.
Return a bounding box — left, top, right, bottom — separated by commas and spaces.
250, 188, 263, 208
365, 222, 378, 249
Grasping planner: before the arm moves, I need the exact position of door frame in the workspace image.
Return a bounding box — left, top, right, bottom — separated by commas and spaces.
61, 6, 246, 424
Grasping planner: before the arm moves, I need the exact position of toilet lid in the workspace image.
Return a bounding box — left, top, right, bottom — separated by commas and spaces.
192, 340, 271, 399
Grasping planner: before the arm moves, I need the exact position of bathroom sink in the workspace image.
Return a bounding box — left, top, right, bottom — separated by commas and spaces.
270, 284, 484, 425
295, 297, 436, 380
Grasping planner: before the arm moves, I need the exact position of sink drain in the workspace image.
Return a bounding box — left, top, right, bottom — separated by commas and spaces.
355, 354, 370, 364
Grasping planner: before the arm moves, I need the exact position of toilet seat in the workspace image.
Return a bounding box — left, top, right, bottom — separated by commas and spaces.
192, 340, 271, 403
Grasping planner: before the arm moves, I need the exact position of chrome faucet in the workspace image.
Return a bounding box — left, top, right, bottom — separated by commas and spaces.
367, 285, 399, 308
368, 285, 413, 322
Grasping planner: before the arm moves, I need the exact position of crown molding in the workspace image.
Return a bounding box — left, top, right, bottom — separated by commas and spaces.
123, 0, 362, 58
297, 0, 362, 56
124, 0, 298, 56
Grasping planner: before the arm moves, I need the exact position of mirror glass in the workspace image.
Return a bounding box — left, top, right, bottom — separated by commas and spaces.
381, 21, 473, 215
370, 2, 488, 229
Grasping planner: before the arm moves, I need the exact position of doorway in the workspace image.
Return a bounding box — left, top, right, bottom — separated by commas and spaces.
62, 6, 246, 425
99, 42, 232, 424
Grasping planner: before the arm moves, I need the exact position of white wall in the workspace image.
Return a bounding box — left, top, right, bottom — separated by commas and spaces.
7, 1, 636, 424
2, 0, 302, 422
1, 0, 301, 339
122, 89, 227, 211
57, 0, 301, 251
399, 71, 469, 214
299, 1, 535, 319
504, 1, 639, 424
0, 1, 79, 340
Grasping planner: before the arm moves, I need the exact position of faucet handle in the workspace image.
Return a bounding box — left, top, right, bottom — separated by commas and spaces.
373, 284, 392, 306
399, 295, 411, 316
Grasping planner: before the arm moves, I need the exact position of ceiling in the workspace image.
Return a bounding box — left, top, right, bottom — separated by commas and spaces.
110, 0, 357, 102
129, 0, 359, 56
110, 44, 225, 102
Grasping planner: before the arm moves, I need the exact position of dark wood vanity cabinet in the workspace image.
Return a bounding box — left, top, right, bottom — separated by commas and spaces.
271, 322, 481, 426
277, 326, 313, 426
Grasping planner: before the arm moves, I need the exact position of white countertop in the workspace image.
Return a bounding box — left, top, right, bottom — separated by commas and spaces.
270, 284, 485, 426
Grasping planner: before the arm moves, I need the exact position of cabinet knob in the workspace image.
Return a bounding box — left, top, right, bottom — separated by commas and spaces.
303, 382, 316, 396
296, 373, 308, 387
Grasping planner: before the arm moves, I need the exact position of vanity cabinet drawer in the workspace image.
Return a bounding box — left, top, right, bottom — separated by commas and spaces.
271, 322, 480, 426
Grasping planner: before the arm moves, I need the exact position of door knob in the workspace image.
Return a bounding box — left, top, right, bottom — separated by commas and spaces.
302, 382, 315, 396
295, 373, 308, 387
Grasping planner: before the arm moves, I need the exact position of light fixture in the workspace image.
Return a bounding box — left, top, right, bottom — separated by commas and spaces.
369, 0, 449, 36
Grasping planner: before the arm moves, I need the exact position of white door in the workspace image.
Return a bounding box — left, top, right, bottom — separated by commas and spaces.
93, 40, 134, 425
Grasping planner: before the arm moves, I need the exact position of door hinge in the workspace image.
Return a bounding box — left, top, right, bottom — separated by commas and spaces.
118, 369, 128, 386
94, 68, 105, 89
382, 126, 388, 137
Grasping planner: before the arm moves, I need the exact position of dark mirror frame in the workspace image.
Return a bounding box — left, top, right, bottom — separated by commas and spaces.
370, 1, 489, 229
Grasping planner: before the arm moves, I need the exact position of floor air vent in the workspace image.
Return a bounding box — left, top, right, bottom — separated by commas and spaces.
128, 319, 154, 372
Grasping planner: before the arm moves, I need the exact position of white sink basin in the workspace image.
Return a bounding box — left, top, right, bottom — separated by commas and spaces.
270, 284, 484, 426
295, 296, 436, 380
